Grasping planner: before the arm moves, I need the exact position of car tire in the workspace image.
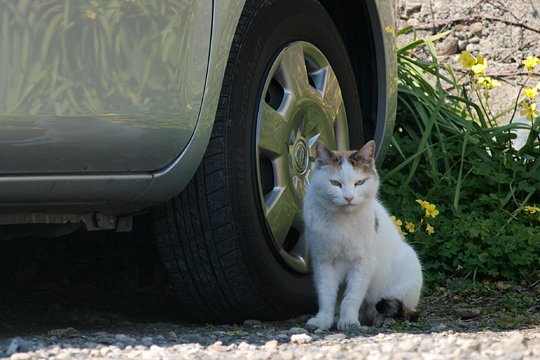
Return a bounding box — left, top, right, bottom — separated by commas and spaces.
152, 0, 364, 323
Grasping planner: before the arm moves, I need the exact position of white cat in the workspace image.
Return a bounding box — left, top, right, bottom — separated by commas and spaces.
304, 140, 423, 331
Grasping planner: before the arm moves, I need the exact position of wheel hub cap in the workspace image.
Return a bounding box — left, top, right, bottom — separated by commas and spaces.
255, 41, 349, 273
292, 138, 309, 174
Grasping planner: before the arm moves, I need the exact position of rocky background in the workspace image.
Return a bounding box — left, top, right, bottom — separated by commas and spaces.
397, 0, 540, 117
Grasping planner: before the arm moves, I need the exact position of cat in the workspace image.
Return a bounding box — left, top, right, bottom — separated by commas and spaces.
303, 140, 423, 331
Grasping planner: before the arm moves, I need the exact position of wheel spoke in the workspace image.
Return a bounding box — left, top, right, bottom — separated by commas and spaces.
321, 66, 343, 121
258, 102, 289, 157
264, 186, 298, 250
277, 44, 309, 99
334, 102, 350, 150
290, 232, 309, 266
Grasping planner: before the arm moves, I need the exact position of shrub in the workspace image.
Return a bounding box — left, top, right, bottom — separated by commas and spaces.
381, 27, 540, 288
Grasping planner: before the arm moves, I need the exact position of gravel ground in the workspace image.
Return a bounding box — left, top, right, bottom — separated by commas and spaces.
1, 2, 539, 359
1, 321, 539, 360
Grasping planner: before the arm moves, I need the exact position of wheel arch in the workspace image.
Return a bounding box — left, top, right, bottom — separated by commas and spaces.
319, 0, 397, 164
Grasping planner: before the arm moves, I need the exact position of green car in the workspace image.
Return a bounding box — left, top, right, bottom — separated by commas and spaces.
0, 0, 396, 322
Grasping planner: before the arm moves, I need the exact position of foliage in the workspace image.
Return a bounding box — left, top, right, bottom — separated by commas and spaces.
381, 27, 540, 288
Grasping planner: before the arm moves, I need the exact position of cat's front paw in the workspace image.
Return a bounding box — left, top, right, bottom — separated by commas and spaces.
337, 317, 361, 332
306, 313, 334, 331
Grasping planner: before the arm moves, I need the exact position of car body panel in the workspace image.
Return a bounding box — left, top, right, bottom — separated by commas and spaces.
0, 0, 211, 173
0, 0, 395, 219
0, 0, 246, 215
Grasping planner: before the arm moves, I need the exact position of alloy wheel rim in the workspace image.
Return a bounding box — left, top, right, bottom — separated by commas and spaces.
255, 41, 349, 273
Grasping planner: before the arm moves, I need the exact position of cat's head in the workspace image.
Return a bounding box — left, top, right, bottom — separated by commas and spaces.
308, 141, 379, 212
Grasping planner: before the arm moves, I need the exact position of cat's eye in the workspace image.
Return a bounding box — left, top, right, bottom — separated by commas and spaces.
355, 179, 366, 186
330, 180, 342, 188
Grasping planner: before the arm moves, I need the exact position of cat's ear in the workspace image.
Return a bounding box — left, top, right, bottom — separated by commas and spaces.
350, 140, 376, 167
316, 141, 339, 168
354, 140, 376, 161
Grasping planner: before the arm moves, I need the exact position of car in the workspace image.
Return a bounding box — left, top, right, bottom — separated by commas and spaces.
0, 0, 397, 323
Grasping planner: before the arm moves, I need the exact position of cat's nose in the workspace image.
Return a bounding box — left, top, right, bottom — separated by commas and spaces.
344, 196, 354, 204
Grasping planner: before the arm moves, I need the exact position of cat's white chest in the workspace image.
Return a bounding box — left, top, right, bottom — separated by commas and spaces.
307, 212, 374, 264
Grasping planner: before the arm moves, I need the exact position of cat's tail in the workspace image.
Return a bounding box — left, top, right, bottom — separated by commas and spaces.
375, 298, 420, 322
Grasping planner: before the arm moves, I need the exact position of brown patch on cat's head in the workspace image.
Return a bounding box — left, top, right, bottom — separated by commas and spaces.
316, 141, 377, 173
350, 140, 376, 173
315, 142, 340, 170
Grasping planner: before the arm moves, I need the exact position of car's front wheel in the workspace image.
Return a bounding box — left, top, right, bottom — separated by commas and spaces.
152, 0, 364, 323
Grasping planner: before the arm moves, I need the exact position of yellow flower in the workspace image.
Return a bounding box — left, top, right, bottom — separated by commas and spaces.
476, 76, 500, 89
536, 81, 540, 90
520, 102, 539, 121
390, 215, 403, 227
458, 51, 476, 68
522, 56, 540, 71
85, 10, 97, 20
426, 224, 435, 235
424, 203, 440, 218
524, 205, 540, 214
416, 199, 439, 218
471, 55, 487, 74
390, 216, 407, 237
405, 221, 416, 233
523, 87, 538, 99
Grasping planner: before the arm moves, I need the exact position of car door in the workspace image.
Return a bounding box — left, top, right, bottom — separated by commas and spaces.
0, 0, 211, 174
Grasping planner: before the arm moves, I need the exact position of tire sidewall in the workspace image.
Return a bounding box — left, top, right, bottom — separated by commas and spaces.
225, 0, 363, 317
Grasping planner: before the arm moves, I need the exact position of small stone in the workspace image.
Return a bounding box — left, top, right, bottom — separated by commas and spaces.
48, 328, 80, 337
183, 334, 205, 343
243, 319, 261, 327
287, 327, 308, 336
469, 36, 480, 44
455, 308, 481, 319
155, 335, 166, 342
470, 22, 483, 37
465, 44, 480, 53
458, 40, 468, 51
291, 334, 313, 344
264, 340, 278, 350
502, 333, 526, 353
238, 342, 250, 350
113, 342, 125, 350
10, 354, 31, 360
114, 334, 128, 342
440, 37, 459, 55
405, 3, 422, 16
276, 334, 289, 342
325, 333, 347, 341
167, 331, 177, 339
95, 335, 115, 345
6, 338, 21, 356
141, 337, 153, 347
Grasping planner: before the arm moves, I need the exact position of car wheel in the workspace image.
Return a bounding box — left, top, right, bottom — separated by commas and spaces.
152, 0, 364, 323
